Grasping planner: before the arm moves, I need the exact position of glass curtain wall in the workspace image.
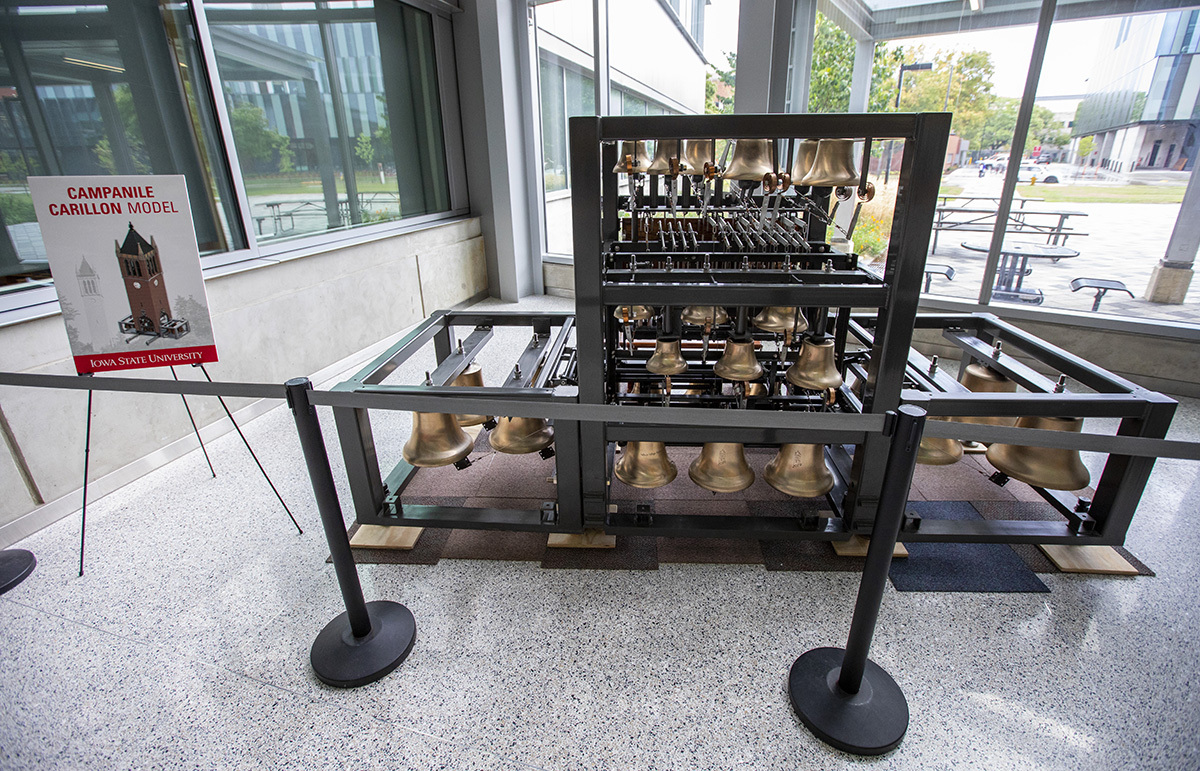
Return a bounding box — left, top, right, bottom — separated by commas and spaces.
0, 0, 241, 288
206, 0, 449, 243
533, 0, 717, 257
1024, 8, 1198, 323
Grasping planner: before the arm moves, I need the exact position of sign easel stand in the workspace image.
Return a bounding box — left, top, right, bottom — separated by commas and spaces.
171, 366, 215, 478
197, 363, 301, 534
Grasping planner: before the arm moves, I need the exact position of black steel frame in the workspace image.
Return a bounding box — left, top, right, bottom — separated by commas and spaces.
570, 113, 951, 535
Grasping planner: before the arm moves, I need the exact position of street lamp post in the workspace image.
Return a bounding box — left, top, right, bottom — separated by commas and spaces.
884, 62, 933, 185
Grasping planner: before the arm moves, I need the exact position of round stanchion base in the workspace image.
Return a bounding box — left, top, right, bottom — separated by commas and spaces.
0, 549, 36, 595
788, 647, 909, 756
311, 600, 416, 688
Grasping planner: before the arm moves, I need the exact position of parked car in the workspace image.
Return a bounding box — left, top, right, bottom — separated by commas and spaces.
1017, 164, 1059, 183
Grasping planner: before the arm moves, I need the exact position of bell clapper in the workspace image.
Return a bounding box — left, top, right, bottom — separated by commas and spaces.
701, 325, 711, 364
663, 376, 672, 407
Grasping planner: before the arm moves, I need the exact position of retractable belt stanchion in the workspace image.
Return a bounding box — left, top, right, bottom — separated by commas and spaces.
285, 377, 415, 688
789, 404, 926, 755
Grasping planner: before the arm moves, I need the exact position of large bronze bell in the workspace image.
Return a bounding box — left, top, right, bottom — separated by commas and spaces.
790, 139, 819, 182
646, 336, 688, 375
613, 305, 653, 321
614, 441, 677, 488
752, 306, 808, 334
986, 416, 1090, 491
764, 444, 835, 497
451, 362, 490, 427
800, 139, 860, 187
952, 363, 1019, 427
786, 337, 843, 390
646, 139, 683, 175
613, 141, 652, 174
917, 420, 964, 465
714, 338, 763, 381
682, 139, 715, 174
402, 411, 474, 467
722, 139, 774, 181
689, 442, 755, 493
489, 415, 554, 454
681, 305, 729, 326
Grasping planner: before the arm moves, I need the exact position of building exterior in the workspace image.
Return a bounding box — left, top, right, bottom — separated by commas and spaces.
1072, 10, 1200, 173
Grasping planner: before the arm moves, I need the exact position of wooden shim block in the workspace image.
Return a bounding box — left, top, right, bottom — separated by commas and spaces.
349, 525, 424, 550
1038, 544, 1138, 575
547, 529, 617, 549
831, 535, 908, 559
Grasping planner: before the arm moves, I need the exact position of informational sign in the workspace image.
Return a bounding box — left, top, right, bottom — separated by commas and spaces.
29, 175, 218, 374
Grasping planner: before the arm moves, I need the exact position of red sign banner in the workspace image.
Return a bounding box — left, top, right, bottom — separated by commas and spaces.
74, 345, 218, 374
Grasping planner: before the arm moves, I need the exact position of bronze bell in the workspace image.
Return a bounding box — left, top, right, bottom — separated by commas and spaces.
451, 362, 490, 427
986, 416, 1090, 491
614, 441, 677, 488
681, 305, 729, 326
764, 444, 834, 498
689, 442, 755, 493
613, 141, 652, 174
800, 139, 860, 187
790, 139, 819, 182
786, 337, 843, 390
952, 363, 1019, 428
402, 412, 474, 468
489, 415, 554, 455
646, 336, 688, 375
646, 139, 683, 175
614, 305, 653, 321
683, 139, 715, 174
745, 382, 768, 397
722, 139, 774, 181
917, 420, 964, 466
714, 338, 763, 381
752, 306, 809, 334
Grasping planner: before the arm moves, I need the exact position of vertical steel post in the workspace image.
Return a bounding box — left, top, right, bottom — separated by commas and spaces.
789, 405, 925, 756
285, 377, 416, 688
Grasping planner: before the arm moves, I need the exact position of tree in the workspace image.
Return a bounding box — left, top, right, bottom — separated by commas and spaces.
705, 52, 736, 114
891, 48, 995, 151
976, 96, 1068, 155
229, 103, 293, 173
355, 132, 375, 168
810, 14, 901, 114
1076, 135, 1094, 161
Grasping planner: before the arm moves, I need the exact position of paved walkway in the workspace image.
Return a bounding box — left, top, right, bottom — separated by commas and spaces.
927, 170, 1197, 324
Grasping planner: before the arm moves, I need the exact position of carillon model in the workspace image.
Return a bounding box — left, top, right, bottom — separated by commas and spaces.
329, 113, 1173, 551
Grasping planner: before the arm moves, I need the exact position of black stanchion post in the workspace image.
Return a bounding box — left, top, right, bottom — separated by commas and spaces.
285, 377, 416, 688
789, 404, 926, 756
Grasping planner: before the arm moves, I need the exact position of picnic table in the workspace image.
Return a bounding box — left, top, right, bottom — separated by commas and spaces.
960, 240, 1079, 305
931, 204, 1087, 253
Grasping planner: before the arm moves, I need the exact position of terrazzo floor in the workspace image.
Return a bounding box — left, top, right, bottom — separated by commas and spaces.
3, 294, 1200, 770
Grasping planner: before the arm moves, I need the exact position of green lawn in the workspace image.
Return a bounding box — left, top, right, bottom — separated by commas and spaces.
939, 184, 964, 197
1016, 183, 1185, 204
241, 173, 398, 198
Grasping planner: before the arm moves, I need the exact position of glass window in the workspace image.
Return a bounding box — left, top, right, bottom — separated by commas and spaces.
0, 0, 240, 289
207, 0, 449, 243
1022, 8, 1196, 323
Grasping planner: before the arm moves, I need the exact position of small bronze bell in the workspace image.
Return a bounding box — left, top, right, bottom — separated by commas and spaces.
722, 139, 774, 181
917, 420, 964, 466
790, 139, 819, 182
689, 442, 755, 493
800, 139, 860, 187
489, 415, 554, 455
745, 382, 768, 397
681, 305, 729, 326
451, 362, 490, 427
986, 416, 1090, 491
786, 337, 843, 390
646, 139, 683, 175
682, 139, 715, 175
613, 305, 653, 321
752, 306, 808, 334
646, 336, 688, 375
714, 338, 763, 381
952, 363, 1020, 428
614, 441, 677, 488
402, 411, 474, 468
613, 141, 652, 174
764, 444, 835, 497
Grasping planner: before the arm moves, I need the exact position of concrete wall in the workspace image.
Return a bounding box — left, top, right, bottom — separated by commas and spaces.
0, 218, 488, 544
